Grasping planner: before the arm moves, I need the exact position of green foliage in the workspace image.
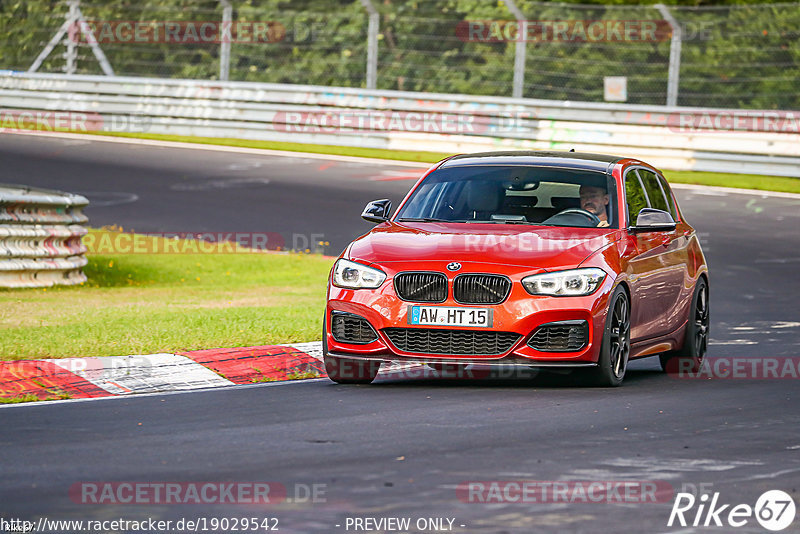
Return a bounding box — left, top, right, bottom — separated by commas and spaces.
1, 0, 796, 107
624, 171, 649, 222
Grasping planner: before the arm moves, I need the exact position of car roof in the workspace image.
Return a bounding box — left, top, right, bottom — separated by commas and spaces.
440, 151, 624, 173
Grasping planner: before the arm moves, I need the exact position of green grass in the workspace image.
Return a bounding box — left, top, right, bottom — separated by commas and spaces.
99, 131, 453, 164
95, 131, 800, 194
662, 170, 800, 194
0, 392, 71, 404
0, 230, 332, 361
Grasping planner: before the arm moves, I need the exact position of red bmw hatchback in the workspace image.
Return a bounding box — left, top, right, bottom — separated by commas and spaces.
324, 151, 709, 386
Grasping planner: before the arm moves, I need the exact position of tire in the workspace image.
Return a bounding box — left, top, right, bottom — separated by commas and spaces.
588, 286, 631, 387
322, 317, 380, 384
660, 278, 709, 375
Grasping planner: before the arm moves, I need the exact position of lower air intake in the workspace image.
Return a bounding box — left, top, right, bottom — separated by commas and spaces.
383, 328, 520, 356
528, 321, 588, 352
331, 312, 378, 344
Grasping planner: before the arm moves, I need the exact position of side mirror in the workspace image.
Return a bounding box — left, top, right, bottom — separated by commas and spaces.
633, 208, 676, 232
361, 199, 392, 224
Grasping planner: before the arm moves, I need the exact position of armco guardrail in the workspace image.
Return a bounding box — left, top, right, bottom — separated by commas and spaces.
0, 72, 798, 177
0, 184, 89, 288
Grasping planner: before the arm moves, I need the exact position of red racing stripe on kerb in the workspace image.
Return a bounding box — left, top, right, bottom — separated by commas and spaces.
0, 360, 113, 400
179, 345, 324, 384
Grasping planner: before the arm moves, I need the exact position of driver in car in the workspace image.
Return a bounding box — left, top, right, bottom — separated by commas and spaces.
579, 184, 610, 227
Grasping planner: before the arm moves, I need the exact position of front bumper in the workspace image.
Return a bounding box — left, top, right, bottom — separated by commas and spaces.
326, 264, 615, 366
325, 350, 599, 369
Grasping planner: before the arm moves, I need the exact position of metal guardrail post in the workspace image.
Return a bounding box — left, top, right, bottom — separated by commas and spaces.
29, 0, 79, 73
502, 0, 526, 99
73, 2, 115, 76
359, 0, 379, 90
64, 0, 79, 74
29, 0, 114, 76
656, 4, 682, 107
0, 184, 90, 288
219, 0, 233, 81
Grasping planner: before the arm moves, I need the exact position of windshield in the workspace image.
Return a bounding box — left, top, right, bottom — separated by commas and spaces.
395, 165, 617, 228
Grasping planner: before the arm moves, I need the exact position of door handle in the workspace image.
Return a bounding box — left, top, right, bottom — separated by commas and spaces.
661, 236, 671, 247
683, 230, 692, 238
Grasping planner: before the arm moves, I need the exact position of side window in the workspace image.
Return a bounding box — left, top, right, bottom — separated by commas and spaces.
637, 169, 669, 212
401, 182, 441, 218
657, 174, 678, 220
624, 169, 648, 226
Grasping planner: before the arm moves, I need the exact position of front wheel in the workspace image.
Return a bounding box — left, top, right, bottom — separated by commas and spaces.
588, 286, 630, 387
322, 319, 380, 384
660, 278, 709, 374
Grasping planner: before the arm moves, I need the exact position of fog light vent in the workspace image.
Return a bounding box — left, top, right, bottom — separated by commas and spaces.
528, 320, 588, 352
331, 312, 378, 344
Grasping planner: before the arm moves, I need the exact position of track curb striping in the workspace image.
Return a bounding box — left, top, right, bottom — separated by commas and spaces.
179, 345, 324, 384
48, 354, 235, 395
0, 360, 112, 400
0, 342, 325, 402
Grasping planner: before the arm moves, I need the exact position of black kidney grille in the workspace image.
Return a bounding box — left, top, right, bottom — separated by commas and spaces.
528, 321, 588, 352
331, 313, 378, 344
394, 272, 447, 302
454, 274, 511, 304
383, 328, 520, 356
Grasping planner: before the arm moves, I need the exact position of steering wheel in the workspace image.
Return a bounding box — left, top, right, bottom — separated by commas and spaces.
551, 208, 601, 226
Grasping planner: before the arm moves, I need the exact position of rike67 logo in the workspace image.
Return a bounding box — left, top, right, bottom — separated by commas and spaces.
668, 490, 796, 531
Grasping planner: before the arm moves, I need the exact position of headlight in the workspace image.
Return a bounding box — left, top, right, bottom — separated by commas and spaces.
332, 259, 387, 289
522, 268, 606, 296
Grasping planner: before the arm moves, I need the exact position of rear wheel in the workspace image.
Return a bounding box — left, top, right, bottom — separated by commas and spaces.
322, 318, 380, 384
588, 286, 630, 387
660, 278, 709, 374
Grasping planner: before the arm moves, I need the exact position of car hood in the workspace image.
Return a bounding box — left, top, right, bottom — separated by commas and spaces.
347, 221, 621, 270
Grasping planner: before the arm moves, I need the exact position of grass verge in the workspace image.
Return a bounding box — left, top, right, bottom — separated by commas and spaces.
0, 229, 332, 361
0, 392, 71, 404
95, 131, 452, 164
8, 127, 799, 193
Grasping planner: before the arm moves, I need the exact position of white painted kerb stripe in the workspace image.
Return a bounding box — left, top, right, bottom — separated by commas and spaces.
47, 353, 233, 395
287, 342, 323, 362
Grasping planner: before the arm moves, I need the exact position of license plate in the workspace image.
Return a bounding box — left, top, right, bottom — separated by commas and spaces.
408, 306, 493, 327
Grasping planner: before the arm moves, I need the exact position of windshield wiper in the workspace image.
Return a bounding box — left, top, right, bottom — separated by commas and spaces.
465, 219, 543, 225
396, 217, 454, 223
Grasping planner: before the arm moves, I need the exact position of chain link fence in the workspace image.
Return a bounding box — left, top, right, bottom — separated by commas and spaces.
1, 0, 798, 109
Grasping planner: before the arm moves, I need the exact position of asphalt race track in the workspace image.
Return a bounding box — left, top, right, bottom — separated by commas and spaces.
0, 134, 420, 255
2, 133, 799, 533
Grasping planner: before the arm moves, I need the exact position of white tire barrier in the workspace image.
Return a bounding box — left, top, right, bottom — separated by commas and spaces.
0, 184, 89, 288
